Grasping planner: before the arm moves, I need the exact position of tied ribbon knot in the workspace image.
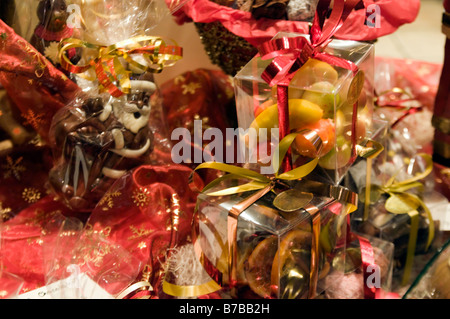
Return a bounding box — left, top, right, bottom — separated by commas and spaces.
256, 0, 362, 172
163, 130, 358, 299
58, 35, 183, 97
363, 153, 435, 286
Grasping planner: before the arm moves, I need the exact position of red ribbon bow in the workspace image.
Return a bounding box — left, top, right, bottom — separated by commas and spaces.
256, 0, 362, 172
258, 0, 361, 86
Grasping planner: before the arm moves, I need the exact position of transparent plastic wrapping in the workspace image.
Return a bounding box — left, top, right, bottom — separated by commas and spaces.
350, 151, 438, 284
403, 240, 450, 299
40, 213, 142, 299
323, 233, 394, 299
195, 178, 356, 299
44, 0, 187, 212
373, 57, 442, 155
345, 117, 390, 193
0, 213, 24, 299
48, 83, 156, 212
234, 32, 374, 185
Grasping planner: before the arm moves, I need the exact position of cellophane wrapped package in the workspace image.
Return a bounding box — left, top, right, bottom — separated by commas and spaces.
323, 233, 394, 299
194, 178, 358, 299
350, 150, 440, 288
234, 31, 375, 185
43, 0, 186, 212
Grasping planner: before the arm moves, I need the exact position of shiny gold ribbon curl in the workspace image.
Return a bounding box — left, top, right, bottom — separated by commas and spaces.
58, 35, 183, 97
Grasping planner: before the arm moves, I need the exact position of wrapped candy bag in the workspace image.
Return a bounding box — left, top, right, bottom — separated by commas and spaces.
0, 17, 81, 144
323, 233, 394, 299
45, 0, 186, 212
373, 57, 442, 156
0, 196, 81, 296
350, 149, 440, 288
39, 214, 142, 299
0, 201, 141, 299
0, 206, 24, 299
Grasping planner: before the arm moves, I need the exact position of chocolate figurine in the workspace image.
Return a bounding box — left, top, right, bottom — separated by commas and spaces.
48, 73, 155, 211
29, 0, 80, 71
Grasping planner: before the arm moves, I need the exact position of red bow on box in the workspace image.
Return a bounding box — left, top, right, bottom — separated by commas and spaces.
256, 0, 361, 172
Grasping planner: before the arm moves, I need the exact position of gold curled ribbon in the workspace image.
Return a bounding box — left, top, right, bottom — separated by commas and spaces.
163, 130, 357, 298
58, 35, 183, 97
162, 279, 222, 298
362, 153, 434, 286
116, 281, 153, 299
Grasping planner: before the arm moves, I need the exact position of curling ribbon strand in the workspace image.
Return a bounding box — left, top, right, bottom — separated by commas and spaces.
58, 36, 182, 97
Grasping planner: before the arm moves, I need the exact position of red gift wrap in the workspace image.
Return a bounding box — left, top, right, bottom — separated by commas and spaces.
0, 19, 81, 144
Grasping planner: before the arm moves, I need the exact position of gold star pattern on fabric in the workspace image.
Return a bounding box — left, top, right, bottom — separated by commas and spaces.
137, 241, 147, 249
0, 201, 12, 220
17, 39, 48, 78
22, 187, 41, 203
84, 223, 112, 238
181, 82, 201, 95
128, 225, 154, 240
174, 74, 186, 85
21, 110, 45, 131
132, 187, 151, 208
98, 190, 122, 211
25, 209, 60, 228
2, 156, 26, 180
79, 243, 112, 268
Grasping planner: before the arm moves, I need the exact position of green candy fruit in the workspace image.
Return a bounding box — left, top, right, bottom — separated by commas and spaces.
302, 81, 340, 119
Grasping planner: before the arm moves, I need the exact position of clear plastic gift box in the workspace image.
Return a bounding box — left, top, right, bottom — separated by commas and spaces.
234, 32, 375, 185
194, 178, 357, 299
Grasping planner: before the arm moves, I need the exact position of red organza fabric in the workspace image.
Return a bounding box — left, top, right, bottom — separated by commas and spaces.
1, 164, 203, 297
169, 0, 421, 47
0, 146, 53, 221
160, 68, 237, 182
1, 196, 81, 293
0, 20, 81, 144
84, 164, 203, 297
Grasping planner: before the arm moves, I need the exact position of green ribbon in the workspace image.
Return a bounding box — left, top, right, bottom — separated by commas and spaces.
195, 130, 321, 199
364, 153, 435, 286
